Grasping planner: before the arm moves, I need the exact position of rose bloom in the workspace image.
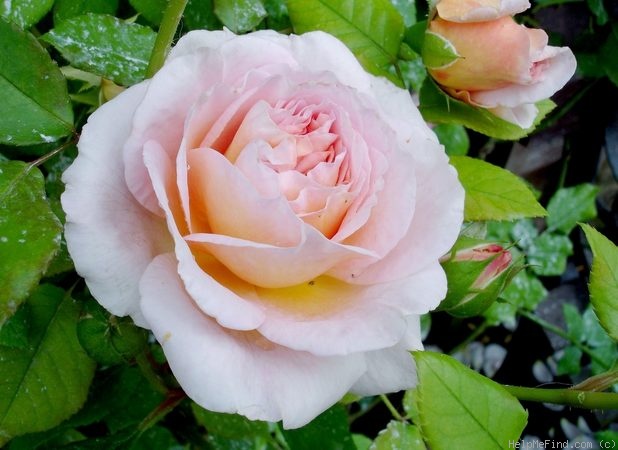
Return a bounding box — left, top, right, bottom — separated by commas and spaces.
62, 30, 464, 428
427, 0, 576, 128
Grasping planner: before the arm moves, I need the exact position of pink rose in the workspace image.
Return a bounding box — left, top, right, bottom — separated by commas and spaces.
426, 0, 576, 128
62, 30, 464, 428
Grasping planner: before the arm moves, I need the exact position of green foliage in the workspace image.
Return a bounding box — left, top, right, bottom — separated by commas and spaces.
287, 0, 404, 82
43, 14, 157, 86
281, 405, 355, 450
53, 0, 119, 25
0, 285, 96, 446
129, 0, 167, 25
434, 123, 469, 156
526, 232, 573, 276
0, 0, 53, 29
421, 31, 459, 69
0, 19, 74, 146
185, 0, 222, 31
413, 351, 527, 450
581, 224, 618, 342
419, 77, 555, 140
191, 403, 270, 440
214, 0, 267, 33
370, 421, 426, 449
0, 161, 62, 325
600, 25, 618, 86
546, 184, 599, 234
450, 156, 547, 221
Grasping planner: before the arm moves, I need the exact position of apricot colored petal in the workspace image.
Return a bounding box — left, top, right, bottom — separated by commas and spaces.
143, 141, 265, 330
140, 253, 366, 429
253, 277, 408, 356
62, 82, 171, 326
437, 0, 530, 22
352, 316, 422, 395
123, 50, 223, 215
471, 46, 576, 108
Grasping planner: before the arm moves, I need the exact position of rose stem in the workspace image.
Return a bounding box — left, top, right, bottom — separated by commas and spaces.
517, 309, 610, 370
146, 0, 189, 78
380, 394, 406, 422
503, 385, 618, 410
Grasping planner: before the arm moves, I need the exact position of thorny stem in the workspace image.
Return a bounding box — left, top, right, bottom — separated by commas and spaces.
137, 389, 186, 434
518, 309, 610, 370
504, 385, 618, 410
146, 0, 189, 78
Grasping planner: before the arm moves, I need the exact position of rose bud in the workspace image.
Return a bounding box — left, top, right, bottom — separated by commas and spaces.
423, 0, 576, 128
439, 237, 514, 317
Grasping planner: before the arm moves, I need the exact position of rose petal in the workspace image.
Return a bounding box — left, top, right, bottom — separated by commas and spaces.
143, 141, 266, 330
140, 253, 367, 429
352, 315, 421, 395
62, 82, 171, 326
437, 0, 530, 22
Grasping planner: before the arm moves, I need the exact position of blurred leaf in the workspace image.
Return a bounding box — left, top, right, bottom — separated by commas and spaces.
281, 404, 355, 450
398, 55, 426, 92
129, 0, 167, 25
413, 351, 527, 450
0, 161, 62, 325
185, 0, 222, 30
263, 0, 290, 30
0, 304, 29, 349
214, 0, 267, 33
587, 0, 608, 25
600, 25, 618, 87
191, 403, 269, 440
582, 307, 614, 348
402, 388, 420, 424
0, 285, 96, 446
546, 184, 599, 234
581, 224, 618, 341
556, 346, 582, 376
510, 219, 539, 250
419, 77, 554, 140
0, 19, 74, 145
390, 0, 415, 27
370, 421, 426, 449
43, 14, 157, 86
563, 304, 585, 343
434, 123, 469, 156
77, 300, 148, 365
0, 0, 53, 29
590, 343, 617, 375
353, 434, 372, 450
129, 426, 184, 450
287, 0, 404, 83
53, 0, 119, 24
527, 232, 573, 276
450, 156, 547, 221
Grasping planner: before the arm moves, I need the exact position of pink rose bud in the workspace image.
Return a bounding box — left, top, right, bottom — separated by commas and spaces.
439, 237, 514, 317
423, 0, 576, 128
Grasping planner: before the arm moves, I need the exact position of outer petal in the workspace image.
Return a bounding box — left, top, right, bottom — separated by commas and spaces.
62, 82, 171, 326
352, 315, 422, 395
143, 141, 266, 330
140, 253, 367, 429
437, 0, 530, 22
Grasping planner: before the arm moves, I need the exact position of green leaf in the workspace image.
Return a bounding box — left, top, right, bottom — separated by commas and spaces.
556, 346, 582, 376
433, 123, 469, 156
546, 184, 599, 234
42, 14, 157, 86
413, 351, 527, 450
287, 0, 404, 82
389, 0, 415, 27
129, 0, 167, 25
449, 156, 547, 221
419, 77, 554, 140
353, 434, 372, 450
563, 304, 584, 343
0, 304, 29, 349
191, 403, 269, 440
526, 232, 573, 276
0, 19, 74, 145
370, 421, 426, 449
422, 31, 459, 69
0, 161, 62, 325
263, 0, 291, 31
600, 25, 618, 87
214, 0, 267, 33
0, 0, 53, 29
129, 426, 183, 450
185, 0, 222, 30
587, 0, 608, 25
281, 404, 355, 450
53, 0, 119, 24
76, 300, 148, 365
0, 285, 96, 445
581, 224, 618, 341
